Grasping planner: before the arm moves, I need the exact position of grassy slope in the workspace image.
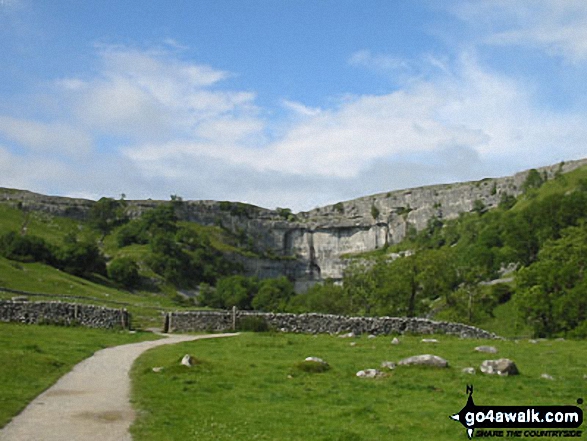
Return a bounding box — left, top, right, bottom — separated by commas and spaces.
0, 203, 231, 329
0, 322, 159, 428
131, 333, 586, 441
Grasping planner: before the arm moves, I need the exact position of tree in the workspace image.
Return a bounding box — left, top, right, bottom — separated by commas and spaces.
107, 257, 140, 289
88, 197, 127, 236
252, 277, 294, 312
516, 223, 587, 337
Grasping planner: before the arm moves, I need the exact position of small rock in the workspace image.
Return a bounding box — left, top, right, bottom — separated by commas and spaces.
391, 337, 400, 345
368, 334, 376, 339
339, 332, 355, 338
480, 359, 519, 376
462, 367, 476, 375
528, 339, 538, 344
475, 345, 498, 354
181, 354, 193, 367
350, 342, 356, 347
541, 373, 554, 380
421, 338, 438, 343
152, 366, 164, 373
398, 354, 448, 368
381, 361, 396, 370
305, 357, 327, 365
356, 369, 383, 378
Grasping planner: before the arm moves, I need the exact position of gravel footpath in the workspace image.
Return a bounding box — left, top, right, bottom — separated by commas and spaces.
0, 333, 239, 441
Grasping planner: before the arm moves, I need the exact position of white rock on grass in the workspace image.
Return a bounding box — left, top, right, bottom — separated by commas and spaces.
368, 334, 377, 339
480, 359, 519, 376
152, 367, 164, 373
541, 373, 555, 380
181, 354, 193, 367
462, 367, 476, 375
475, 345, 498, 354
356, 369, 383, 378
305, 357, 328, 365
381, 361, 396, 370
391, 337, 400, 345
398, 354, 448, 368
339, 332, 355, 338
421, 338, 438, 343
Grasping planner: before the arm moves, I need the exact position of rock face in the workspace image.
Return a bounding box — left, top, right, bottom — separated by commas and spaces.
2, 158, 586, 287
398, 354, 448, 368
480, 359, 519, 376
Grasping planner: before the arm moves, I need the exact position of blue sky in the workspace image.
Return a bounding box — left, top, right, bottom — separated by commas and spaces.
1, 1, 587, 211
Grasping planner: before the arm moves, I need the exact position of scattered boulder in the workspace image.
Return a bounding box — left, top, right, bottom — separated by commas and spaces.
339, 332, 356, 338
398, 354, 448, 368
305, 357, 327, 365
368, 334, 376, 339
152, 366, 164, 373
475, 345, 498, 354
381, 361, 396, 370
391, 337, 400, 345
480, 359, 519, 376
541, 373, 554, 380
421, 338, 438, 343
462, 367, 476, 375
181, 354, 193, 367
356, 369, 383, 378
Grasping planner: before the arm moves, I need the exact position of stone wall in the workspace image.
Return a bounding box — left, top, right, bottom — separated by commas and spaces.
0, 300, 131, 329
166, 310, 500, 339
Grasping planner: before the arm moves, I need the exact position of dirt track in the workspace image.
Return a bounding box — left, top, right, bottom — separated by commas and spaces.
0, 333, 239, 441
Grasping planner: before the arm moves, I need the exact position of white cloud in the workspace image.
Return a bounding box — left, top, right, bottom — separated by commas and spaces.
452, 0, 587, 63
2, 42, 587, 212
0, 116, 92, 155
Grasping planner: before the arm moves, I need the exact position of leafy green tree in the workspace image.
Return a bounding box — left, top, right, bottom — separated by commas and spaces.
0, 231, 55, 264
88, 197, 127, 236
516, 223, 587, 337
57, 234, 106, 277
287, 279, 349, 315
214, 275, 259, 310
107, 257, 140, 289
252, 277, 295, 312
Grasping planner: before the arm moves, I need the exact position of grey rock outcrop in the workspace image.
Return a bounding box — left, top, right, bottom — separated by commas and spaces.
3, 158, 585, 287
480, 359, 519, 376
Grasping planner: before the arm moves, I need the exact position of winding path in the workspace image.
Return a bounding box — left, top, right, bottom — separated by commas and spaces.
0, 333, 239, 441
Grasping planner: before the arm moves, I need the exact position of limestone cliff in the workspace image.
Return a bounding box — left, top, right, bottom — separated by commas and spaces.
2, 158, 586, 289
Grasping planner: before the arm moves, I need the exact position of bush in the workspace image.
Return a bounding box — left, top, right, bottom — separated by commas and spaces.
0, 232, 55, 264
107, 257, 140, 289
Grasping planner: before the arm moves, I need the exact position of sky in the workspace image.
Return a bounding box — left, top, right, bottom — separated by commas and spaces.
1, 1, 587, 212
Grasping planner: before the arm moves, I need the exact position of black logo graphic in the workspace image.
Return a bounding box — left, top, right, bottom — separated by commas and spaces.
450, 385, 583, 439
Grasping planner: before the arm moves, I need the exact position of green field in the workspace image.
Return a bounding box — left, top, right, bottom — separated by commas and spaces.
0, 322, 160, 428
130, 332, 586, 441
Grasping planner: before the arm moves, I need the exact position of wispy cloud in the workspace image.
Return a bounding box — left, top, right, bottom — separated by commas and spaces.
452, 0, 587, 63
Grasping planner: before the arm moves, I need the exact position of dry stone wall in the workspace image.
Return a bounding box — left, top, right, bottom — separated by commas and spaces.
166, 310, 500, 339
0, 300, 131, 329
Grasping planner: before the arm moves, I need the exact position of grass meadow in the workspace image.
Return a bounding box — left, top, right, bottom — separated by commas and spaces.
0, 322, 159, 428
130, 332, 586, 441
